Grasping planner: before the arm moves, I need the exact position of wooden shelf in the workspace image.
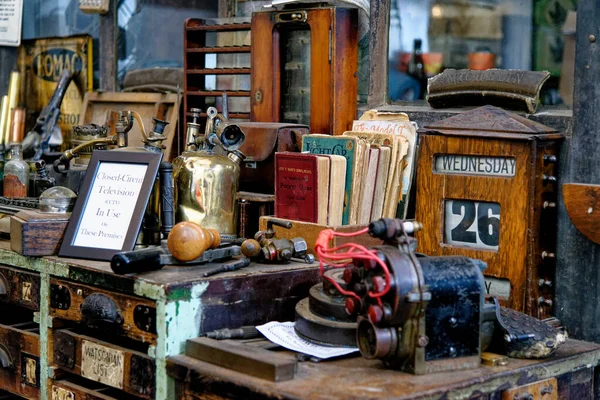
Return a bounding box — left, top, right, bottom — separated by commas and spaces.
187, 90, 250, 97
186, 46, 251, 54
186, 23, 251, 32
187, 68, 251, 75
186, 112, 250, 119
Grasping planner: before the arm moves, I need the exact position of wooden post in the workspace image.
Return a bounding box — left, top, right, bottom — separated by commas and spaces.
367, 0, 390, 108
99, 0, 118, 91
555, 0, 600, 341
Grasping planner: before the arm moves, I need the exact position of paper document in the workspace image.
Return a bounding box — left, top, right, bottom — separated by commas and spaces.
257, 321, 358, 359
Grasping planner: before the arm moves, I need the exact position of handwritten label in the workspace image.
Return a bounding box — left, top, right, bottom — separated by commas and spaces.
445, 200, 500, 251
484, 276, 511, 300
81, 340, 124, 389
21, 281, 31, 302
73, 162, 148, 250
435, 155, 515, 177
23, 356, 37, 386
52, 386, 75, 400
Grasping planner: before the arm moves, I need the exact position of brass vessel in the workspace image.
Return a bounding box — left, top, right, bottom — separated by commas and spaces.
173, 108, 245, 239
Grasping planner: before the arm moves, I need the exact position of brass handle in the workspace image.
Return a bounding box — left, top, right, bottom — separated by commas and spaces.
275, 10, 308, 23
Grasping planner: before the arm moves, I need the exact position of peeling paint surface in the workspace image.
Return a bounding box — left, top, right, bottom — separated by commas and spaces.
134, 279, 166, 301
155, 281, 208, 400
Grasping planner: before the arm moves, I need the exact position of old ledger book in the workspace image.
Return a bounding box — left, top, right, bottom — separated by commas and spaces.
302, 134, 360, 225
275, 152, 330, 224
344, 131, 407, 218
353, 110, 417, 218
325, 155, 347, 226
371, 146, 391, 220
358, 146, 380, 224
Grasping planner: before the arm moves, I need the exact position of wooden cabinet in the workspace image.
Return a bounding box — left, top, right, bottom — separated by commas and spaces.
251, 8, 358, 135
0, 241, 320, 400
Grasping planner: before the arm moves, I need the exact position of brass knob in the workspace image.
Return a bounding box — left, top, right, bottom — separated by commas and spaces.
241, 239, 261, 258
168, 222, 221, 262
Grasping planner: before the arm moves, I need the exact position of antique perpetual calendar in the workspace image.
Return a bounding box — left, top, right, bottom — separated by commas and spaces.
415, 106, 563, 319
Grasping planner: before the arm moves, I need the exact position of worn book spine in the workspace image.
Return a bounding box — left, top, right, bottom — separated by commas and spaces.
302, 135, 357, 225
275, 153, 328, 224
371, 146, 391, 221
358, 147, 380, 224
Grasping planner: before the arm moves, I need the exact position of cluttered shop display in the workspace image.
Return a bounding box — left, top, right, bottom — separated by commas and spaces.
0, 3, 578, 400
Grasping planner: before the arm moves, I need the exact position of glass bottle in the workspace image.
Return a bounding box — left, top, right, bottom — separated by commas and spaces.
411, 39, 426, 99
4, 145, 29, 198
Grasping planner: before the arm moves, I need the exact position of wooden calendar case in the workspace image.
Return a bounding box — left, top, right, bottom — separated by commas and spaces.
415, 106, 563, 319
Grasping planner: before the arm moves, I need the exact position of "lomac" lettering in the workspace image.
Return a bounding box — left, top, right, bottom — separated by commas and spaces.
33, 49, 82, 82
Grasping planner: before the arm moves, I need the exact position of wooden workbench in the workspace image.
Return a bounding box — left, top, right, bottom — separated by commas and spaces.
0, 240, 320, 399
167, 339, 600, 400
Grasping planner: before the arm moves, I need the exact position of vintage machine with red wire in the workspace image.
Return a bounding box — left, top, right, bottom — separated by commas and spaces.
311, 218, 565, 375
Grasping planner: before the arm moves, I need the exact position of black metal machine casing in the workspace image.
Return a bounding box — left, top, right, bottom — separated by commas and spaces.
355, 245, 485, 373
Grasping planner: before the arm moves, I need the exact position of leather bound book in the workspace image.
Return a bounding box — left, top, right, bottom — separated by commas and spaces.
275, 152, 330, 224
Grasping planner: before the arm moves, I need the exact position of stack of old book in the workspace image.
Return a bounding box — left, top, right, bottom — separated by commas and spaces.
275, 112, 416, 226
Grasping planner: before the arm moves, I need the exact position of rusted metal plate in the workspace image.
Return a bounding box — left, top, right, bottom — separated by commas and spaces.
502, 377, 557, 400
427, 69, 550, 113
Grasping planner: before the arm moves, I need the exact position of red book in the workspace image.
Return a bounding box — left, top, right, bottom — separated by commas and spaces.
275, 152, 330, 224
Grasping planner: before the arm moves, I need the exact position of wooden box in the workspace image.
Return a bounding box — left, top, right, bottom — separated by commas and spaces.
258, 216, 381, 257
251, 7, 358, 135
0, 265, 40, 311
0, 307, 40, 399
10, 211, 69, 257
415, 106, 563, 318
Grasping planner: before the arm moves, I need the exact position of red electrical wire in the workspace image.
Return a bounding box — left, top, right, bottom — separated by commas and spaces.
315, 228, 391, 303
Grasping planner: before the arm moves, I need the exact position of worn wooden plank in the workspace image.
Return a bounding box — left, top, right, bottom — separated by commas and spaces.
168, 339, 600, 400
186, 337, 296, 381
99, 0, 117, 91
555, 0, 600, 341
367, 0, 391, 108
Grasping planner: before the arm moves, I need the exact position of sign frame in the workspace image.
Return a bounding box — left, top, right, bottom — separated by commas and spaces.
59, 150, 162, 261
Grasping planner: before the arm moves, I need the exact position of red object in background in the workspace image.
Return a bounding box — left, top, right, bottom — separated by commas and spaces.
468, 52, 496, 70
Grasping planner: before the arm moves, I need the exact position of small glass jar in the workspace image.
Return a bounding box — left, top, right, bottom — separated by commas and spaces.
4, 145, 29, 198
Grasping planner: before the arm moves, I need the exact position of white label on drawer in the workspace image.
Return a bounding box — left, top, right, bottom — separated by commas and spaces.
52, 386, 75, 400
484, 276, 511, 300
81, 340, 124, 389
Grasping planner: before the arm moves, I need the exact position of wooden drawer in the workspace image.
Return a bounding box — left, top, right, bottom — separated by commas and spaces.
52, 329, 155, 399
0, 265, 40, 311
50, 377, 147, 400
49, 278, 157, 344
0, 321, 40, 399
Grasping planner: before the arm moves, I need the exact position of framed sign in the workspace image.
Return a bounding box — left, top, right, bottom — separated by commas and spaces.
0, 0, 23, 46
59, 150, 162, 261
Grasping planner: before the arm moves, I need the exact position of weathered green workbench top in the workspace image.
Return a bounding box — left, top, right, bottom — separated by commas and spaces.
0, 240, 320, 400
0, 240, 319, 302
168, 339, 600, 400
